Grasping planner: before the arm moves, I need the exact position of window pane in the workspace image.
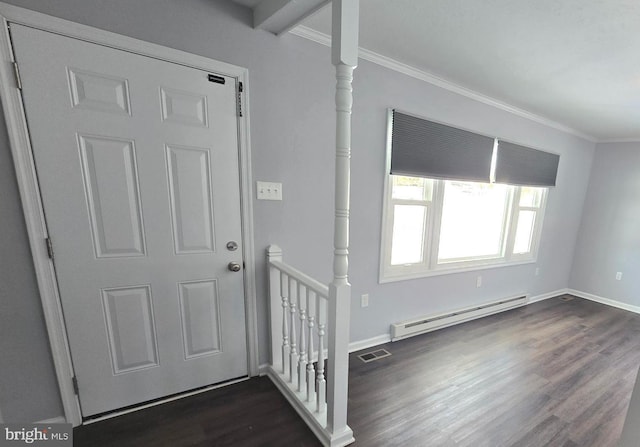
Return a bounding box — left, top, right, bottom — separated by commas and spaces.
391, 204, 427, 265
513, 210, 536, 254
392, 175, 433, 201
438, 181, 510, 261
519, 187, 543, 207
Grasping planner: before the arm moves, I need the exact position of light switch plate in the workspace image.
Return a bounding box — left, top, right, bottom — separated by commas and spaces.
257, 181, 282, 200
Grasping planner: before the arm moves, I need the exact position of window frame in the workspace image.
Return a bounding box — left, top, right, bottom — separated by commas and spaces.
433, 180, 514, 266
508, 186, 547, 261
380, 176, 547, 282
382, 178, 438, 277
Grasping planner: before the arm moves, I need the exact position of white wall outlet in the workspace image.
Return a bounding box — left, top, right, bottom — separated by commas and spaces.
361, 293, 369, 308
476, 276, 482, 288
256, 181, 282, 200
616, 272, 623, 281
535, 267, 540, 276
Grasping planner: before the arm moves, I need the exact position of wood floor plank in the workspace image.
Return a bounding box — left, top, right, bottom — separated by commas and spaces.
507, 415, 571, 447
74, 296, 640, 446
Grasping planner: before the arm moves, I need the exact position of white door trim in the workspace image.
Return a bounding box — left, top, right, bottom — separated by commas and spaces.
0, 2, 259, 426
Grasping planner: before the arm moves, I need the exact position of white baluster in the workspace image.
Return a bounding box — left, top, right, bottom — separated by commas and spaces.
289, 277, 298, 385
298, 283, 307, 393
317, 297, 327, 413
306, 291, 316, 404
280, 272, 289, 376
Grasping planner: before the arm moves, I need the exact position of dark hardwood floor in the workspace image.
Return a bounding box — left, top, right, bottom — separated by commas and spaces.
75, 295, 640, 446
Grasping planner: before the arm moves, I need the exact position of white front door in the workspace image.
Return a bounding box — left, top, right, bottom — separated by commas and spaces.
11, 24, 248, 417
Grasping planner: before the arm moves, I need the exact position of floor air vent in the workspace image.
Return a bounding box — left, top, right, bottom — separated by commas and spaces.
358, 348, 391, 363
391, 295, 528, 342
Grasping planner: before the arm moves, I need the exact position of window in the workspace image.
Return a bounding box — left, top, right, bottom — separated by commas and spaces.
381, 175, 547, 281
382, 110, 556, 282
438, 181, 510, 263
389, 176, 432, 266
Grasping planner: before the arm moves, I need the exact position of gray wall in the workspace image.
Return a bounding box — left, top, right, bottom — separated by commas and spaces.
0, 0, 595, 421
0, 106, 62, 422
570, 142, 640, 304
348, 63, 595, 342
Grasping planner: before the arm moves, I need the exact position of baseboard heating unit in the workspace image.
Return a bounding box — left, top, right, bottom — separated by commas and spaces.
391, 295, 528, 341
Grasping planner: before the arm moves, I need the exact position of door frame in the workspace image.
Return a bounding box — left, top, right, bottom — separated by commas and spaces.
0, 2, 259, 426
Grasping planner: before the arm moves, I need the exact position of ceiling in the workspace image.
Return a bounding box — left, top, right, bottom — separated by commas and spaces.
298, 0, 640, 142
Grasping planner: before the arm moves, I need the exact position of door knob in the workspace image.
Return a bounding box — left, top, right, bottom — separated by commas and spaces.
228, 261, 242, 272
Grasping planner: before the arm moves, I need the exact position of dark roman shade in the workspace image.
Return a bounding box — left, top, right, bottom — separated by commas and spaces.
390, 110, 495, 183
495, 140, 560, 187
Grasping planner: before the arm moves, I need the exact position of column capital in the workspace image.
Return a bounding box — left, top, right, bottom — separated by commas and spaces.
331, 0, 359, 67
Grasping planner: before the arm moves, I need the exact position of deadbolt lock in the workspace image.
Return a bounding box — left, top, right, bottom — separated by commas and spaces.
226, 241, 238, 251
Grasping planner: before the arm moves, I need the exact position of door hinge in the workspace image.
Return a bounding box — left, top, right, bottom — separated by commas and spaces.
72, 376, 79, 395
12, 61, 22, 90
45, 237, 54, 259
236, 81, 243, 117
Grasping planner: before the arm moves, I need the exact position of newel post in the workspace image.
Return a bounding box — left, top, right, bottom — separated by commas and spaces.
327, 0, 358, 441
267, 245, 284, 371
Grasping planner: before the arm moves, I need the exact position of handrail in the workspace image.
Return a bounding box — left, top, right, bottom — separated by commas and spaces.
269, 259, 329, 299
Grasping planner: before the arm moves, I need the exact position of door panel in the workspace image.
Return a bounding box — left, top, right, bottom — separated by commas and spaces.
79, 134, 147, 258
11, 24, 248, 416
166, 144, 216, 254
102, 285, 159, 374
68, 67, 132, 115
178, 279, 222, 359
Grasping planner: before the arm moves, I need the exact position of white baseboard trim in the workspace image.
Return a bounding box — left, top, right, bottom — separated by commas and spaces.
258, 335, 393, 376
344, 289, 569, 353
258, 288, 584, 376
348, 334, 391, 353
258, 363, 270, 376
35, 416, 66, 424
259, 334, 393, 374
567, 289, 640, 314
528, 288, 569, 304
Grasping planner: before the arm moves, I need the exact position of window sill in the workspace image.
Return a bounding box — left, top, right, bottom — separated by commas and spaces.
379, 258, 537, 284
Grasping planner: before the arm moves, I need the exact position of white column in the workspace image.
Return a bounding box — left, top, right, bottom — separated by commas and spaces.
327, 0, 358, 440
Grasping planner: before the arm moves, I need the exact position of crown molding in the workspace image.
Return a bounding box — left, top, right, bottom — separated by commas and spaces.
597, 138, 640, 144
291, 23, 331, 45
290, 25, 598, 143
